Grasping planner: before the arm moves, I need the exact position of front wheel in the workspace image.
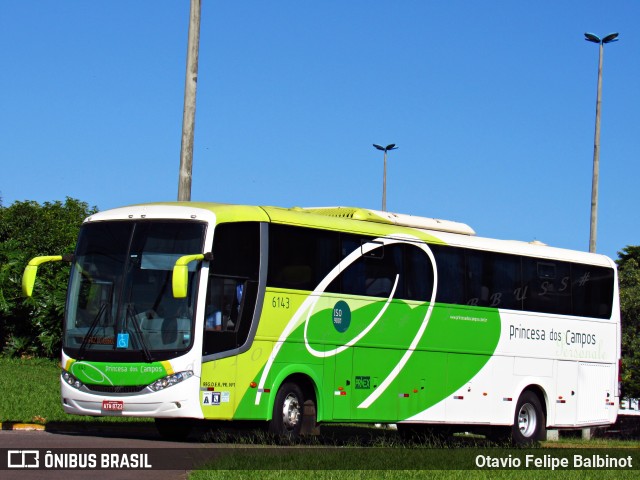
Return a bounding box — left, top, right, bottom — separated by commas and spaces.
269, 382, 306, 438
511, 391, 546, 445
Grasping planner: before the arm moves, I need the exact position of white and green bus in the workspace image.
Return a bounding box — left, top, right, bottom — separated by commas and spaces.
23, 203, 620, 444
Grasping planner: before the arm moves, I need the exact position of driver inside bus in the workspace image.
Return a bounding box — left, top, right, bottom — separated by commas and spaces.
205, 279, 243, 331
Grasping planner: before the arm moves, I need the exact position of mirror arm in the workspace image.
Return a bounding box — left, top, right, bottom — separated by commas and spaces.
172, 252, 212, 298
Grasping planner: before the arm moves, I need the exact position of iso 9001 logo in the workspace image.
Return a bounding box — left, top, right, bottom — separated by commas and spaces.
7, 450, 40, 468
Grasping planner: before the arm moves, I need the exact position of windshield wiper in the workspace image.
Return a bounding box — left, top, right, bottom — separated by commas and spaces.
126, 304, 153, 363
77, 302, 109, 361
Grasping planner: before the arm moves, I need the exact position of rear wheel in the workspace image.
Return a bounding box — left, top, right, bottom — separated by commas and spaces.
269, 382, 306, 438
511, 391, 546, 445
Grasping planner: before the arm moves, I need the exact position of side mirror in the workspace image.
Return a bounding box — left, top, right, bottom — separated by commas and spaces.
172, 253, 212, 298
22, 255, 63, 297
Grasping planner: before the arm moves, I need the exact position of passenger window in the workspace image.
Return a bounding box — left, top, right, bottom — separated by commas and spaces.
267, 225, 339, 291
340, 236, 403, 298
404, 244, 434, 302
465, 250, 520, 309
572, 264, 614, 319
432, 245, 465, 305
522, 258, 571, 315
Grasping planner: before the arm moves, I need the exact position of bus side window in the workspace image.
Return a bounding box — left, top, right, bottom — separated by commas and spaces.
404, 244, 434, 301
204, 277, 234, 331
203, 222, 260, 356
432, 245, 465, 305
267, 224, 339, 291
465, 250, 520, 309
522, 258, 571, 315
572, 264, 614, 319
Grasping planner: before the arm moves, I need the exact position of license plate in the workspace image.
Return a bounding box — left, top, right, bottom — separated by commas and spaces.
102, 400, 124, 411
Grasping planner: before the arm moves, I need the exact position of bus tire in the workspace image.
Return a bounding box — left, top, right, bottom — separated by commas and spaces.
155, 418, 193, 441
511, 391, 546, 445
269, 382, 305, 438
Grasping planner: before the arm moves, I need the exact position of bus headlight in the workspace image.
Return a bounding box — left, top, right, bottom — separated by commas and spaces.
149, 371, 194, 392
61, 370, 84, 390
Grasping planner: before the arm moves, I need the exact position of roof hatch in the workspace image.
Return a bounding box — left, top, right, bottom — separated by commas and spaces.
297, 206, 476, 236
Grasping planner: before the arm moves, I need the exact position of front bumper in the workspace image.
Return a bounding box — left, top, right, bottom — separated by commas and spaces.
60, 374, 203, 418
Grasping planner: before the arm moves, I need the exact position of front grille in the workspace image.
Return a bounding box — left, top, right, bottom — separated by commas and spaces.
86, 384, 147, 394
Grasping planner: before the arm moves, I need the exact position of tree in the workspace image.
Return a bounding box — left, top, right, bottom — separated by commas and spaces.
0, 198, 97, 358
616, 246, 640, 399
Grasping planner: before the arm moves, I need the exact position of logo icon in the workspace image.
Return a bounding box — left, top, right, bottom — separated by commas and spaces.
116, 333, 129, 349
202, 391, 222, 406
355, 376, 371, 390
8, 450, 40, 468
332, 301, 351, 333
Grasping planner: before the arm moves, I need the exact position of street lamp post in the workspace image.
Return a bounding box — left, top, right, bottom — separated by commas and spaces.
584, 32, 618, 253
373, 143, 398, 211
177, 0, 202, 201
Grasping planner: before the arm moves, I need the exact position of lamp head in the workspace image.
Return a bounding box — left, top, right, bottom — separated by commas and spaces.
584, 33, 601, 43
584, 32, 619, 44
373, 143, 398, 152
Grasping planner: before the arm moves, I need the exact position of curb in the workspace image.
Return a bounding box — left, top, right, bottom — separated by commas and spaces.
1, 422, 45, 431
0, 421, 156, 435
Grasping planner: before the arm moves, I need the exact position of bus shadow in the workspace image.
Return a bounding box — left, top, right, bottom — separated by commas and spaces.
199, 422, 499, 448
42, 420, 504, 447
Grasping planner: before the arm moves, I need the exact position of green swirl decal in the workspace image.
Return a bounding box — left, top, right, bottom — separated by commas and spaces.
232, 234, 500, 423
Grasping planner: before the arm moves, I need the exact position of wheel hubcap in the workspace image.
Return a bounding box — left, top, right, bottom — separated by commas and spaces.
281, 393, 301, 430
518, 402, 537, 437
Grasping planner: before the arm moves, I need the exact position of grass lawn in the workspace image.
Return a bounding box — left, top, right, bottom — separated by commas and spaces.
0, 356, 146, 424
186, 436, 640, 479
189, 471, 638, 480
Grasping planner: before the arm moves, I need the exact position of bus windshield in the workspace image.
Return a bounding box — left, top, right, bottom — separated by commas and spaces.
63, 220, 206, 362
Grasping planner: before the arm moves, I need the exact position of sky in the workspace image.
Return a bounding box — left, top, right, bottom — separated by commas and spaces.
1, 1, 638, 261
